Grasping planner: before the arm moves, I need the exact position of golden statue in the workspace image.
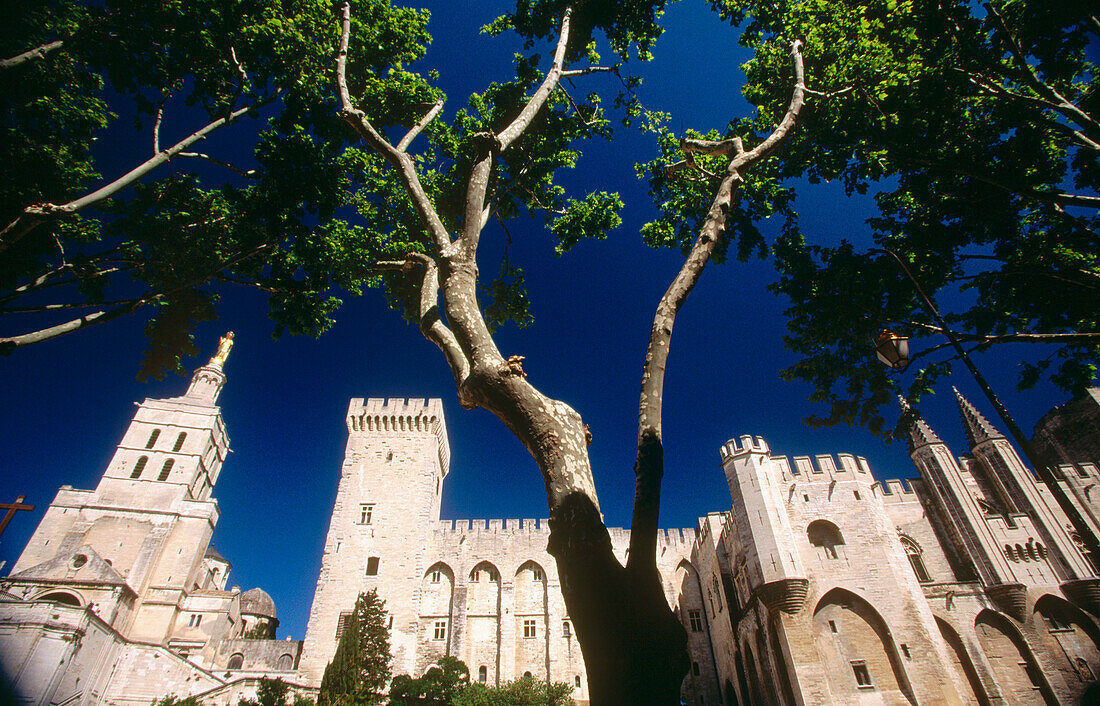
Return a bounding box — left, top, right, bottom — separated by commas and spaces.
209, 331, 235, 367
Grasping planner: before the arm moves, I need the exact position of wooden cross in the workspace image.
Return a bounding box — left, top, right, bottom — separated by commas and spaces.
0, 495, 34, 538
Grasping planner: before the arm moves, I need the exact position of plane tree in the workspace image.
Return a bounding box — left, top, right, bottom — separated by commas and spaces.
323, 1, 805, 702
701, 0, 1100, 438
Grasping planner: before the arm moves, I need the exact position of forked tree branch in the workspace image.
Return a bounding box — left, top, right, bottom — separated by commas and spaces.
983, 1, 1100, 140
0, 92, 280, 256
457, 6, 576, 257
0, 241, 274, 352
335, 0, 451, 254
629, 39, 806, 567
374, 255, 471, 390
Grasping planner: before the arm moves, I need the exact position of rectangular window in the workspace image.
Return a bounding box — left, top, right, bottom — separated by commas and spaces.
523, 619, 536, 638
359, 504, 374, 524
688, 609, 703, 633
188, 614, 202, 627
335, 612, 351, 640
828, 620, 838, 633
852, 661, 873, 688
433, 620, 447, 641
692, 661, 701, 676
365, 557, 379, 576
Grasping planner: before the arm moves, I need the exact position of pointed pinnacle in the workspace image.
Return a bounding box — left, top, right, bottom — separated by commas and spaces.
953, 386, 1004, 447
898, 395, 944, 451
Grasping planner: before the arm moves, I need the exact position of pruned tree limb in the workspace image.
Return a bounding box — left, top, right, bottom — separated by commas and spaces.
561, 65, 616, 78
177, 151, 258, 178
396, 99, 445, 152
0, 41, 64, 70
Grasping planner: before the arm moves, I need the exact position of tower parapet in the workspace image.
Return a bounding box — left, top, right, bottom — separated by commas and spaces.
347, 397, 450, 475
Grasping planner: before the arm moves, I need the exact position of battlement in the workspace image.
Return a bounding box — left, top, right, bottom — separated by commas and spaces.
432, 518, 696, 546
720, 435, 771, 459
721, 435, 876, 482
346, 397, 450, 474
878, 478, 919, 503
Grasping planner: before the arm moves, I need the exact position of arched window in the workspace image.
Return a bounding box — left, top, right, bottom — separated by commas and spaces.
807, 520, 845, 559
145, 429, 161, 449
478, 665, 487, 683
574, 676, 581, 689
523, 671, 533, 678
37, 591, 81, 606
131, 456, 148, 479
276, 654, 294, 670
158, 458, 174, 481
901, 538, 931, 583
227, 653, 244, 670
173, 432, 187, 452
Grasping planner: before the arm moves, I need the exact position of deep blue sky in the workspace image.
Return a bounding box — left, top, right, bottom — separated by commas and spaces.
0, 1, 1075, 641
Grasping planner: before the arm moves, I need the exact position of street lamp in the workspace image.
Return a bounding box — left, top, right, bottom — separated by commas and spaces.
874, 329, 909, 370
870, 247, 1100, 567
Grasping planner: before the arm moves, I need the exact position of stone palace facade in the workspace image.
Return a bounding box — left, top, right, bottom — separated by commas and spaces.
3, 340, 1100, 705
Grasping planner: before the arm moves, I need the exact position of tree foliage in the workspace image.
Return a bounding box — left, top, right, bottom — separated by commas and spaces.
389, 656, 469, 705
317, 590, 391, 706
452, 676, 573, 706
704, 0, 1099, 437
238, 677, 316, 706
0, 0, 421, 378
389, 657, 571, 706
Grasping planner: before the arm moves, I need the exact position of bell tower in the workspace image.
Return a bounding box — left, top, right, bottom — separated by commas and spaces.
8, 335, 235, 641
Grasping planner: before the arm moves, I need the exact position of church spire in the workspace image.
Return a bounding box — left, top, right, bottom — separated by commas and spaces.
898, 396, 944, 451
953, 386, 1003, 448
183, 333, 234, 404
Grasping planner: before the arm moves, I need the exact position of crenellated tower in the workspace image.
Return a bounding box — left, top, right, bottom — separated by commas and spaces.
298, 397, 450, 684
719, 435, 809, 614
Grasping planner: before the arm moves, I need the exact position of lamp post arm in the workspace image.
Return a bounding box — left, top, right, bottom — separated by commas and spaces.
872, 247, 1100, 569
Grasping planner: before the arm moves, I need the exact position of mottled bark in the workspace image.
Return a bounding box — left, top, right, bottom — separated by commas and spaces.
337, 7, 806, 704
